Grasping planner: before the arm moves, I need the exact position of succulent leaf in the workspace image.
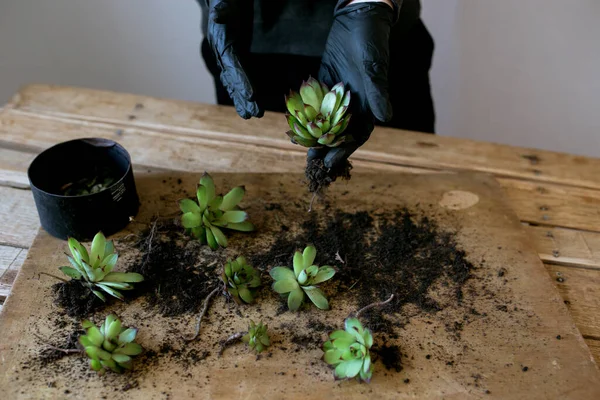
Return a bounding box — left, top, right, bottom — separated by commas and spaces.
300, 81, 321, 111
221, 210, 248, 223
269, 266, 295, 282
272, 279, 298, 294
221, 186, 245, 211
303, 287, 329, 310
103, 272, 144, 283
59, 266, 82, 279
306, 122, 322, 138
226, 221, 255, 232
181, 212, 201, 229
90, 232, 106, 268
320, 91, 337, 118
287, 287, 305, 311
286, 91, 304, 115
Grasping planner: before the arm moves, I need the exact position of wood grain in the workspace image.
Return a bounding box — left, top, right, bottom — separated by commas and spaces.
0, 187, 39, 248
530, 225, 600, 269
8, 84, 600, 190
1, 171, 599, 399
0, 246, 26, 302
3, 110, 600, 233
546, 264, 600, 339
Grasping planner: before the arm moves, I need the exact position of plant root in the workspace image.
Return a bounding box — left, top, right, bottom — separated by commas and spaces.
184, 287, 220, 342
33, 333, 82, 354
353, 294, 395, 318
218, 332, 245, 356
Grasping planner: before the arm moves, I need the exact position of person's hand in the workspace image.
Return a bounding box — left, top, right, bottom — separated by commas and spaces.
308, 1, 395, 168
205, 0, 263, 119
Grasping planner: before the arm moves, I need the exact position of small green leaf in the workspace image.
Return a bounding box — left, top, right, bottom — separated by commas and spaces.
302, 246, 317, 269
114, 343, 143, 356
304, 287, 329, 310
364, 330, 373, 348
106, 318, 122, 340
96, 283, 124, 300
363, 352, 371, 374
330, 330, 354, 342
86, 326, 104, 346
344, 358, 364, 378
196, 186, 208, 211
90, 359, 103, 371
200, 172, 216, 203
334, 362, 348, 379
306, 122, 322, 138
221, 186, 245, 211
287, 287, 304, 311
90, 232, 106, 268
59, 266, 82, 279
104, 240, 115, 257
112, 353, 131, 364
99, 253, 118, 272
86, 346, 111, 361
99, 281, 132, 290
210, 226, 228, 247
269, 266, 295, 282
323, 349, 343, 365
179, 198, 200, 214
101, 358, 121, 373
79, 335, 93, 347
92, 290, 106, 302
103, 272, 144, 283
181, 212, 201, 229
286, 90, 304, 115
221, 211, 248, 223
225, 221, 255, 232
206, 228, 218, 250
304, 104, 318, 120
300, 81, 321, 111
118, 328, 137, 344
238, 287, 254, 304
68, 237, 89, 263
272, 279, 298, 294
320, 91, 337, 118
312, 266, 335, 284
293, 251, 304, 277
191, 226, 206, 241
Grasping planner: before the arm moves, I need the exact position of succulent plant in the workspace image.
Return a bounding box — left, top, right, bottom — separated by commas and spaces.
59, 232, 144, 301
221, 256, 261, 304
322, 317, 374, 383
179, 172, 255, 250
285, 76, 352, 148
79, 314, 143, 374
270, 245, 335, 311
242, 320, 270, 354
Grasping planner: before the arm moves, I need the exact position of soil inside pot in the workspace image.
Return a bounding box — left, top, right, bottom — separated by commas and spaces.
57, 166, 118, 196
52, 280, 106, 318
305, 158, 352, 193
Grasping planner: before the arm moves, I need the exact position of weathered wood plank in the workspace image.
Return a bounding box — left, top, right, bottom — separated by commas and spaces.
586, 339, 600, 364
8, 84, 600, 190
0, 148, 35, 189
528, 225, 600, 269
0, 245, 26, 302
499, 179, 600, 232
0, 187, 39, 248
3, 111, 600, 233
545, 264, 600, 339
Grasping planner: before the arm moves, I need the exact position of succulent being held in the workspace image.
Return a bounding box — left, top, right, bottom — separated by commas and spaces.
270, 245, 335, 311
79, 314, 143, 374
179, 172, 255, 250
285, 77, 352, 148
242, 320, 270, 354
59, 232, 144, 301
221, 256, 261, 304
322, 318, 374, 383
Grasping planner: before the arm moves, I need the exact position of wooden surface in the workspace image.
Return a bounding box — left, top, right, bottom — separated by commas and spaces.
1, 171, 599, 399
1, 83, 600, 366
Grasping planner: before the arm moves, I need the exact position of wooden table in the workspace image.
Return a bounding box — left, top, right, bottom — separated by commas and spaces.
1, 84, 600, 368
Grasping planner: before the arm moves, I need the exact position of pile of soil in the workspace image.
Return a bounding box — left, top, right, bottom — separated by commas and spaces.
126, 220, 223, 317
305, 158, 352, 193
52, 280, 106, 318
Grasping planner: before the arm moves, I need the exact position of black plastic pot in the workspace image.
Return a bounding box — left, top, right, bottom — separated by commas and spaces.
27, 138, 140, 241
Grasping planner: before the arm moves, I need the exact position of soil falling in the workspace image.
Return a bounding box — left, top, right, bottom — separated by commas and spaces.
305, 158, 352, 193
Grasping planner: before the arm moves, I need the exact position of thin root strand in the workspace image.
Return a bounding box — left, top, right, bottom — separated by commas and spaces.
354, 294, 395, 318
184, 287, 220, 342
218, 332, 245, 356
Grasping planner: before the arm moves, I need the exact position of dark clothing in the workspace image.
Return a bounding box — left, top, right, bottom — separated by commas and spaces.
198, 0, 435, 134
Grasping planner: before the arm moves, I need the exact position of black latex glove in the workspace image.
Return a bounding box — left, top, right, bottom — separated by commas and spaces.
205, 0, 263, 119
308, 2, 395, 168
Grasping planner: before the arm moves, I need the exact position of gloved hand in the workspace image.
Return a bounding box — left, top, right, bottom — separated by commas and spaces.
205, 0, 263, 119
308, 1, 395, 168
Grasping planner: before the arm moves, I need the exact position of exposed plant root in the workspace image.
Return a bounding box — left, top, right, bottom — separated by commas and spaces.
354, 294, 395, 318
184, 287, 220, 342
33, 333, 82, 354
218, 332, 245, 356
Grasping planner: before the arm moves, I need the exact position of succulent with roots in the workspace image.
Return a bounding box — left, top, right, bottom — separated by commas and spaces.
79, 314, 143, 374
242, 320, 271, 354
58, 232, 144, 301
322, 318, 374, 383
221, 256, 261, 304
285, 76, 352, 148
270, 245, 336, 311
179, 172, 255, 250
